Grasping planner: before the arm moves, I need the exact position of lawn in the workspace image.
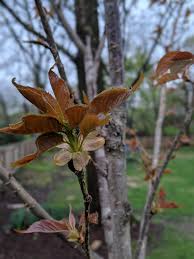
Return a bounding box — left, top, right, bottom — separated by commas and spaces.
12, 146, 194, 258
127, 146, 194, 258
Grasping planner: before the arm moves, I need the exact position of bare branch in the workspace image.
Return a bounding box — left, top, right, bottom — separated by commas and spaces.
23, 40, 51, 50
53, 3, 85, 53
0, 164, 52, 220
0, 0, 47, 41
0, 0, 76, 63
94, 30, 106, 71
35, 0, 68, 83
137, 86, 167, 258
135, 83, 194, 259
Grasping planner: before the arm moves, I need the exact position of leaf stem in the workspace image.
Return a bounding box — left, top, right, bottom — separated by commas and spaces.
75, 170, 92, 259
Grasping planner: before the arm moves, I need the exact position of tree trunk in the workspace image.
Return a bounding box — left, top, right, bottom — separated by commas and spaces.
74, 0, 103, 212
104, 1, 132, 258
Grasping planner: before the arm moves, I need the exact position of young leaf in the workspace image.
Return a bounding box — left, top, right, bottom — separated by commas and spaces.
12, 133, 63, 167
79, 113, 109, 137
154, 51, 194, 84
48, 68, 74, 113
12, 78, 61, 118
16, 219, 69, 234
0, 115, 63, 135
68, 206, 76, 229
89, 87, 130, 114
65, 105, 88, 128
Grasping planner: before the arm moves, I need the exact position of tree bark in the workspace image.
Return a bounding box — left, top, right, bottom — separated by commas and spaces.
104, 1, 132, 258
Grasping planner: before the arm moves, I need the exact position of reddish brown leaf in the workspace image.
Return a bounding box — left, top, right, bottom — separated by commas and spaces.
79, 113, 109, 137
89, 87, 130, 114
16, 219, 69, 234
157, 188, 179, 209
163, 168, 172, 174
154, 51, 194, 84
0, 115, 62, 135
48, 68, 74, 113
12, 132, 63, 167
12, 79, 61, 119
65, 105, 88, 128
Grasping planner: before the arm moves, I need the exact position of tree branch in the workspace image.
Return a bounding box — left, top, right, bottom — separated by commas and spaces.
75, 170, 92, 259
94, 31, 106, 72
0, 0, 76, 63
0, 164, 52, 220
135, 83, 194, 259
137, 85, 167, 259
53, 3, 86, 54
0, 0, 46, 41
23, 40, 51, 50
34, 0, 68, 83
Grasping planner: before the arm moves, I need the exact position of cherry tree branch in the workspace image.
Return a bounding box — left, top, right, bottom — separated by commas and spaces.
53, 3, 85, 54
34, 0, 68, 83
75, 170, 92, 259
135, 83, 194, 259
94, 31, 106, 72
0, 164, 52, 220
137, 85, 167, 259
0, 0, 76, 63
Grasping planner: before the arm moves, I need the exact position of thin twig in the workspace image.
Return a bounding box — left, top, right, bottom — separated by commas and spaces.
94, 30, 106, 71
0, 0, 76, 62
0, 164, 52, 219
53, 2, 85, 54
34, 0, 68, 83
75, 170, 92, 259
23, 40, 51, 50
135, 83, 194, 259
0, 164, 87, 257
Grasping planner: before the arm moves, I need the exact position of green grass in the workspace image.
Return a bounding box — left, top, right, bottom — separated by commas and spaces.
127, 146, 194, 258
11, 147, 194, 258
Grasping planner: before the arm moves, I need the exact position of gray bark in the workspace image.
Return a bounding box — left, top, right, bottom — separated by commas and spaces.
104, 1, 132, 258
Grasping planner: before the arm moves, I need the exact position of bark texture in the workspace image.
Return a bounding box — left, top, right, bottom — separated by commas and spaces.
104, 1, 132, 258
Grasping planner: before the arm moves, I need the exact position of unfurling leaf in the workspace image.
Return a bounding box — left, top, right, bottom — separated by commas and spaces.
79, 113, 109, 137
0, 115, 62, 135
12, 133, 63, 167
48, 67, 74, 113
151, 187, 179, 214
69, 205, 76, 229
65, 105, 88, 127
17, 207, 98, 245
16, 219, 69, 234
12, 78, 62, 119
89, 87, 130, 114
154, 51, 194, 84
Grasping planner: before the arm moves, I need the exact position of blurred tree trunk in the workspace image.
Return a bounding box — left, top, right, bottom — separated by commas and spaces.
74, 0, 103, 213
74, 0, 104, 99
104, 0, 132, 258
